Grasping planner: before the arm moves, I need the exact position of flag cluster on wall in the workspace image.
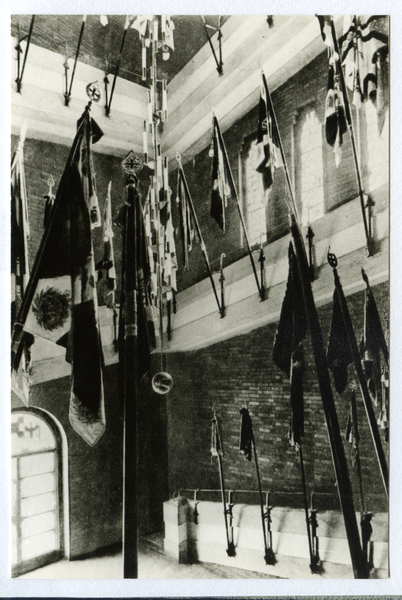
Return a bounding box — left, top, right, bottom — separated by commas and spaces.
11, 124, 34, 406
12, 108, 106, 446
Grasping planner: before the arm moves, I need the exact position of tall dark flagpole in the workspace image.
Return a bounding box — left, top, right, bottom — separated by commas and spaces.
328, 250, 388, 497
262, 69, 367, 578
121, 173, 139, 579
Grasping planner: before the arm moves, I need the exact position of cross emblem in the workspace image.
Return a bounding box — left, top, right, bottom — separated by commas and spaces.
86, 81, 101, 102
122, 150, 143, 175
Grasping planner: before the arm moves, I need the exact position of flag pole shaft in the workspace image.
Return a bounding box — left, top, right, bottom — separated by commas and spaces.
177, 158, 222, 315
66, 17, 86, 104
261, 70, 366, 577
330, 19, 373, 256
298, 443, 315, 572
122, 178, 139, 579
261, 73, 301, 225
11, 110, 90, 368
202, 19, 221, 74
332, 267, 388, 497
214, 117, 264, 301
251, 431, 271, 561
289, 215, 366, 579
151, 39, 166, 369
16, 15, 35, 93
106, 25, 129, 116
213, 416, 235, 556
217, 453, 232, 552
351, 390, 366, 514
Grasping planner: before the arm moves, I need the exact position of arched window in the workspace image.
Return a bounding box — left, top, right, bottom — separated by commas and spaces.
296, 107, 325, 227
241, 137, 267, 248
11, 409, 64, 577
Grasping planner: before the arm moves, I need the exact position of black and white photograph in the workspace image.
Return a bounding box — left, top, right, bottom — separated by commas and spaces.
4, 3, 398, 596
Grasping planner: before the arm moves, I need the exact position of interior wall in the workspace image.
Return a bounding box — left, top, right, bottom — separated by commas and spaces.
165, 281, 389, 515
11, 134, 154, 305
11, 133, 170, 555
171, 49, 386, 293
11, 362, 169, 557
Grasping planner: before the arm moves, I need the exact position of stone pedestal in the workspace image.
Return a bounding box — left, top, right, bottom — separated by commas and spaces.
163, 496, 189, 563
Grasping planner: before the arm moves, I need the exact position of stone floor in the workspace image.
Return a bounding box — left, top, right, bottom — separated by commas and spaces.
18, 535, 283, 579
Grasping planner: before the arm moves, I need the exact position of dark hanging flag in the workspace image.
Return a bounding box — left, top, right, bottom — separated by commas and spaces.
273, 243, 307, 446
325, 62, 347, 168
11, 125, 34, 406
256, 72, 282, 191
176, 167, 196, 270
327, 287, 353, 394
317, 15, 334, 48
239, 407, 253, 461
210, 118, 231, 232
360, 283, 389, 366
289, 345, 304, 447
116, 175, 155, 385
273, 243, 307, 375
22, 109, 106, 446
360, 276, 389, 431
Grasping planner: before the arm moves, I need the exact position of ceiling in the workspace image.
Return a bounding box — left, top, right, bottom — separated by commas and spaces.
10, 15, 230, 84
11, 15, 337, 164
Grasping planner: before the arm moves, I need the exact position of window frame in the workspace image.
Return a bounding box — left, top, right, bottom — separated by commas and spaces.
11, 407, 64, 578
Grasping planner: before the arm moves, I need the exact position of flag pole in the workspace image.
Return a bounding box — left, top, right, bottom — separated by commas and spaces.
250, 427, 275, 564
290, 215, 367, 578
11, 105, 91, 369
212, 413, 236, 557
298, 442, 319, 573
201, 16, 223, 76
64, 15, 86, 106
327, 251, 388, 497
219, 253, 226, 319
106, 17, 130, 117
15, 15, 35, 94
349, 384, 374, 573
121, 174, 140, 579
261, 70, 366, 577
176, 153, 222, 316
214, 116, 264, 301
329, 18, 374, 257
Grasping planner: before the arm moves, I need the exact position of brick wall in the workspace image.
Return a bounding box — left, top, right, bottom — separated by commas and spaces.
164, 281, 389, 514
11, 133, 170, 553
11, 15, 143, 85
172, 50, 388, 292
11, 133, 154, 305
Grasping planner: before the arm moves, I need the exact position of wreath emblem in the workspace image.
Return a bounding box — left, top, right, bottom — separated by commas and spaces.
32, 287, 71, 331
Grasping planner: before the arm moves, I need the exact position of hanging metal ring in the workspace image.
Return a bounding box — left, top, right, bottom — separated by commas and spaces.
152, 371, 174, 395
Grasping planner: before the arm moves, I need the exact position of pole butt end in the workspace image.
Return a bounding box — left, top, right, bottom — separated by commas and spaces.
264, 548, 276, 565
309, 555, 322, 574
